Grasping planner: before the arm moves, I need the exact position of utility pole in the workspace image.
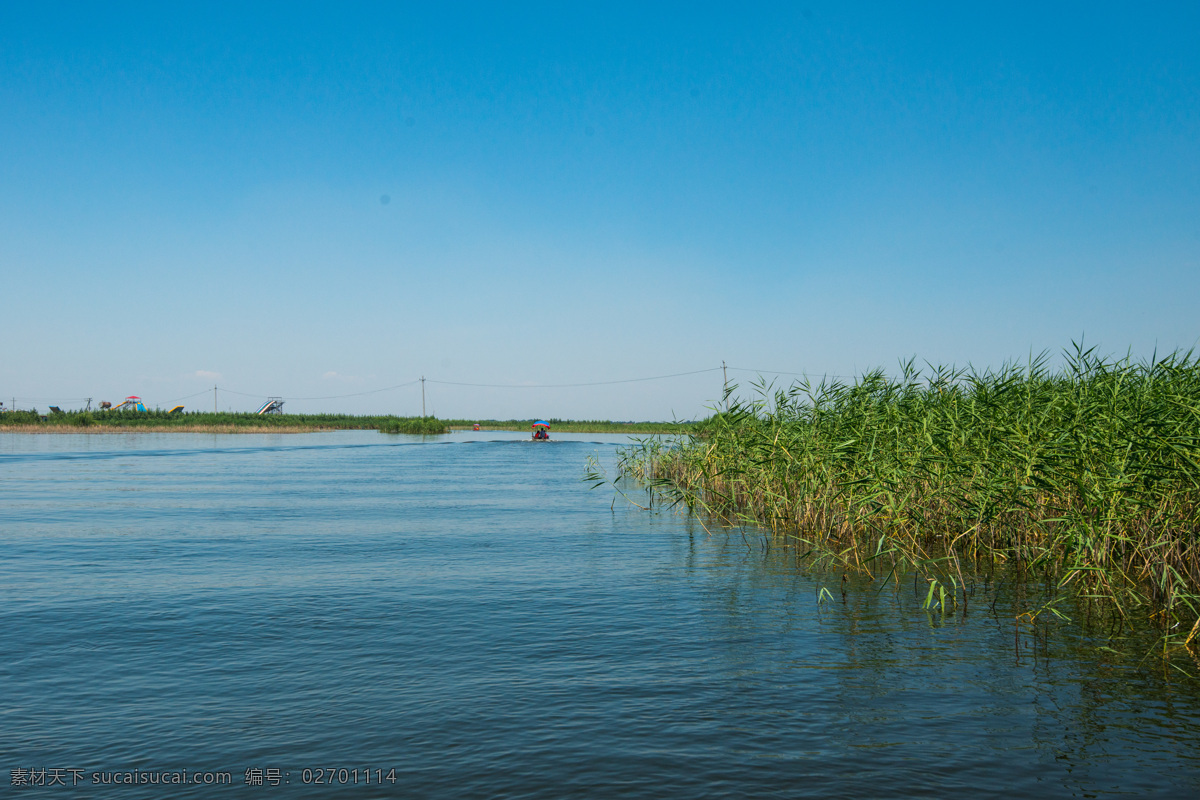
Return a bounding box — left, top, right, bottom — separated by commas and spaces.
214, 385, 217, 413
421, 376, 426, 417
86, 398, 92, 411
722, 361, 728, 410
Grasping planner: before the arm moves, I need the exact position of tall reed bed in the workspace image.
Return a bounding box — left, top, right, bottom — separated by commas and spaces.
620, 347, 1200, 637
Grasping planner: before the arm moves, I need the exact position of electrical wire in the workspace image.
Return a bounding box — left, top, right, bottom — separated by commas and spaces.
217, 380, 422, 401
427, 367, 723, 389
216, 370, 719, 399
13, 365, 864, 410
161, 388, 217, 406
727, 366, 856, 380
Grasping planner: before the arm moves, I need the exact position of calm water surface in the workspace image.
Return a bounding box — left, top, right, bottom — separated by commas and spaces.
2, 431, 1198, 798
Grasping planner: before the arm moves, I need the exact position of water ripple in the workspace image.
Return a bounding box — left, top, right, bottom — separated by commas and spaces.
1, 430, 1197, 798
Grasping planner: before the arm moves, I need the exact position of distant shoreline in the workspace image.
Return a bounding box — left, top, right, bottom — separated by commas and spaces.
1, 421, 693, 435
0, 424, 333, 434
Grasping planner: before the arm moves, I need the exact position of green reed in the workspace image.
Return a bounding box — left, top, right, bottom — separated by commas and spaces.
618, 345, 1200, 639
378, 416, 449, 434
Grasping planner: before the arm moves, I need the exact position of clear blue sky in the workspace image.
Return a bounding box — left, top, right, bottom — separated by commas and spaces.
2, 3, 1197, 419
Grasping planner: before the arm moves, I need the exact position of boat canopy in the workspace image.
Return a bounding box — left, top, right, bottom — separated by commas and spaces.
532, 421, 550, 428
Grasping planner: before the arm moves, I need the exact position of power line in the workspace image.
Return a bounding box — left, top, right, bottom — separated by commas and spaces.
10, 365, 862, 409
217, 380, 422, 401
167, 369, 719, 406
727, 366, 856, 380
162, 388, 216, 406
215, 388, 270, 398
427, 367, 723, 389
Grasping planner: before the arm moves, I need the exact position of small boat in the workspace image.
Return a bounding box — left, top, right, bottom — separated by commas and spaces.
473, 423, 481, 431
532, 421, 550, 440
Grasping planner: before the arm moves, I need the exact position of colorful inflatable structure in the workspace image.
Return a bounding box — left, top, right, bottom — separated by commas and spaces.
110, 396, 146, 412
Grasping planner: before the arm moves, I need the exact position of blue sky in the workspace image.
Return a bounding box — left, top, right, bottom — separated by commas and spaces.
2, 3, 1198, 419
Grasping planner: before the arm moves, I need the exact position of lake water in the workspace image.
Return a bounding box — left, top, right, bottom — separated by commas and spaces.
2, 430, 1199, 798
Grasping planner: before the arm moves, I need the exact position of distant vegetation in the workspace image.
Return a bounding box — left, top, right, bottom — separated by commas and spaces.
613, 347, 1200, 644
0, 409, 446, 433
378, 416, 449, 434
0, 410, 687, 435
447, 419, 698, 434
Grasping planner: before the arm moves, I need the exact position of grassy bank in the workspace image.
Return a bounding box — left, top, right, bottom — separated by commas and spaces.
0, 411, 685, 435
616, 347, 1200, 642
0, 409, 448, 433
